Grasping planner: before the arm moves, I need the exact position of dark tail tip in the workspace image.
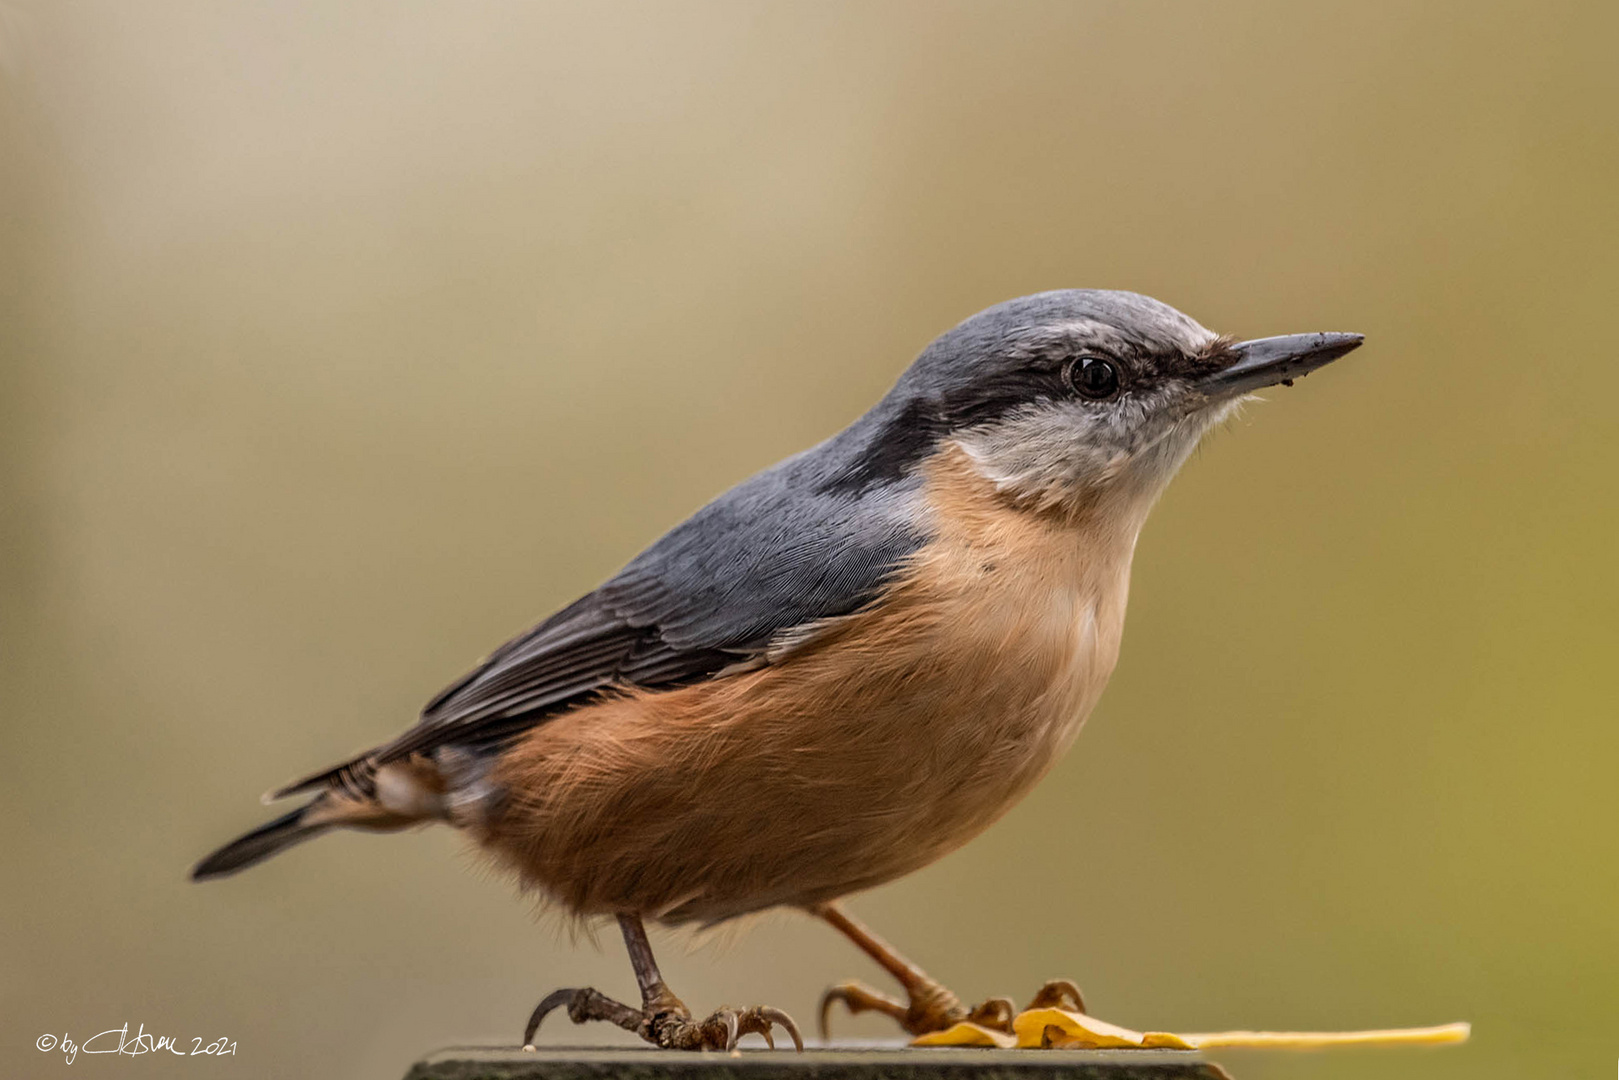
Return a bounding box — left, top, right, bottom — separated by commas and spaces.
191, 803, 328, 881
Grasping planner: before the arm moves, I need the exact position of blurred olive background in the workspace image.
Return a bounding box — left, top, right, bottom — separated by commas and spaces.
2, 2, 1615, 1078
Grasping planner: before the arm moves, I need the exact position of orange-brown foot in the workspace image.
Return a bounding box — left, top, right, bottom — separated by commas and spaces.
820, 977, 1085, 1039
525, 985, 803, 1051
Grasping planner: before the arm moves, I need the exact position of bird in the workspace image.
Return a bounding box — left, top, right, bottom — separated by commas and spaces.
191, 289, 1362, 1052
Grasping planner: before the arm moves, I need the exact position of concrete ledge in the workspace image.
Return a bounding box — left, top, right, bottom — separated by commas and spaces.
406, 1046, 1227, 1080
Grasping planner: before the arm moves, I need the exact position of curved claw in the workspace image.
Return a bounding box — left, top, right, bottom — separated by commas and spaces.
818, 989, 839, 1041
523, 986, 646, 1048
719, 1006, 803, 1052
819, 980, 907, 1040
1026, 979, 1086, 1014
523, 988, 583, 1047
759, 1006, 804, 1051
966, 996, 1018, 1035
523, 986, 800, 1052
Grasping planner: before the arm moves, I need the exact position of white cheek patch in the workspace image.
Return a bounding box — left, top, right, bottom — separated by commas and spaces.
953, 401, 1115, 501
953, 392, 1226, 511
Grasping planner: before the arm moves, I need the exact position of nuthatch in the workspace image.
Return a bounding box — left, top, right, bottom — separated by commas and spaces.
194, 290, 1362, 1050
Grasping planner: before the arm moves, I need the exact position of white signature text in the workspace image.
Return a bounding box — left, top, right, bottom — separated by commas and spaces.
36, 1024, 236, 1065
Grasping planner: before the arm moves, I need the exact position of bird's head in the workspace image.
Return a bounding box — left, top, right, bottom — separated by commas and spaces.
854, 289, 1362, 519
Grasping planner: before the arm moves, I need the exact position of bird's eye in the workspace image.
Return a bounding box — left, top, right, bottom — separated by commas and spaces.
1066, 356, 1121, 400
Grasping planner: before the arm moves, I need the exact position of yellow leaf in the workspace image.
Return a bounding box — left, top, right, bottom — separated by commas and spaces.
910, 1021, 1019, 1049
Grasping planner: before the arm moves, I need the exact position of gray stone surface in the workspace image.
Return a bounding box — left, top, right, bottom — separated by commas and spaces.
405, 1046, 1227, 1080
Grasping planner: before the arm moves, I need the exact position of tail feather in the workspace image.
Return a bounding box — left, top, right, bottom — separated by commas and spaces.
197, 755, 455, 881
262, 755, 373, 803
190, 803, 331, 881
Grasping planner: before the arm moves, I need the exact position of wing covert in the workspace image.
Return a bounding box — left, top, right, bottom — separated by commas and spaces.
374, 455, 925, 763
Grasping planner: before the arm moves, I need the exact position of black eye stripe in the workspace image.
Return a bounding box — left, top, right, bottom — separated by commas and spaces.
818, 347, 1146, 497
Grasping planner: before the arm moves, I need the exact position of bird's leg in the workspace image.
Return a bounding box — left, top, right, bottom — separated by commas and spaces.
815, 901, 1083, 1038
815, 900, 996, 1036
523, 913, 802, 1052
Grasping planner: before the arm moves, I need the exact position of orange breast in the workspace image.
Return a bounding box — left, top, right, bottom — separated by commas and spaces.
479, 445, 1142, 923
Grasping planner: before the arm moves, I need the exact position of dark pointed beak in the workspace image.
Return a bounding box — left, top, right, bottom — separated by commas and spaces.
1200, 332, 1364, 396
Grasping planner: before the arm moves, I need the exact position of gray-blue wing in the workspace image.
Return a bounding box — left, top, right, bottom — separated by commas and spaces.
372, 458, 923, 763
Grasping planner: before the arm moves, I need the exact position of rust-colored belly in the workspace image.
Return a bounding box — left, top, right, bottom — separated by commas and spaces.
479, 457, 1136, 923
